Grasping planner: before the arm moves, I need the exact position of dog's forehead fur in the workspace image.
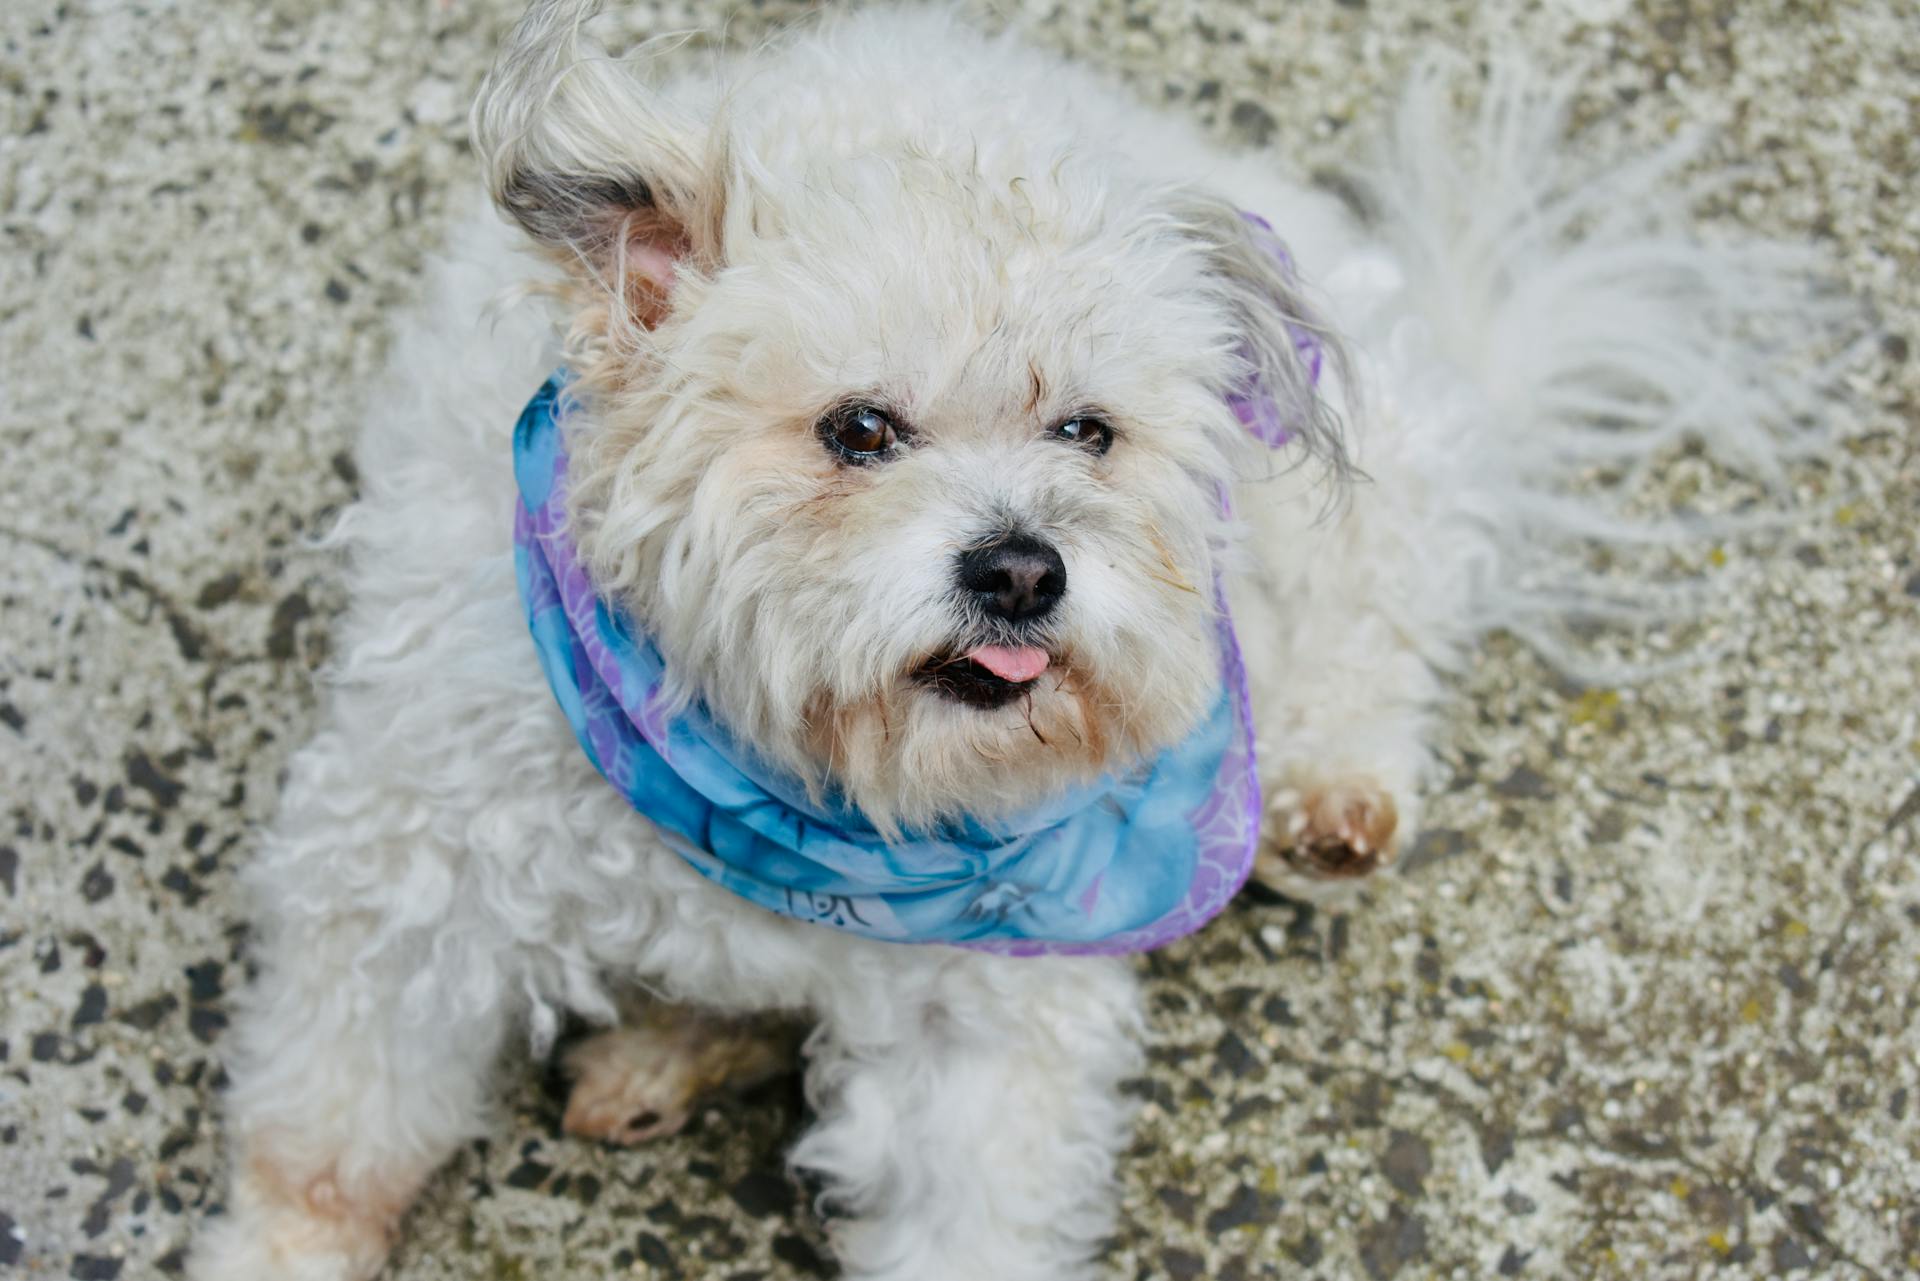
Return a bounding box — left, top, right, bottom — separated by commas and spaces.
686, 142, 1237, 444
686, 188, 1233, 446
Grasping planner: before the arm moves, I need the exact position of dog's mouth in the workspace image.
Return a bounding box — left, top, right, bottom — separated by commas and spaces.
913, 643, 1052, 709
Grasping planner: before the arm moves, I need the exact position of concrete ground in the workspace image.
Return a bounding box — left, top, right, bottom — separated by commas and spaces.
2, 0, 1916, 1278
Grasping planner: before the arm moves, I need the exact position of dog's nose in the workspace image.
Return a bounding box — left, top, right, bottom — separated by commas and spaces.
956, 534, 1067, 623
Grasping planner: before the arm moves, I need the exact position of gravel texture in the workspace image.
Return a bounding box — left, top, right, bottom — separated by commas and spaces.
2, 0, 1915, 1278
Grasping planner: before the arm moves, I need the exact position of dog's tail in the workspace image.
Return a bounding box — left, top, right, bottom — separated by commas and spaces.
1345, 54, 1859, 677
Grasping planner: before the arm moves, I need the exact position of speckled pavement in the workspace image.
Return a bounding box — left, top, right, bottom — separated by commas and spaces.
2, 0, 1916, 1278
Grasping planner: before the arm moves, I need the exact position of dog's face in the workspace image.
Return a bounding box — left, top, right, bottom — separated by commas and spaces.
477, 9, 1340, 830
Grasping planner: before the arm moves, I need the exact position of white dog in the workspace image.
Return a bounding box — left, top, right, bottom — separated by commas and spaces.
189, 3, 1830, 1278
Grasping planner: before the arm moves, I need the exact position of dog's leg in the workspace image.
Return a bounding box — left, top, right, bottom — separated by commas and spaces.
1246, 608, 1434, 902
190, 934, 510, 1281
562, 999, 802, 1145
189, 738, 516, 1281
1233, 453, 1445, 902
793, 951, 1141, 1281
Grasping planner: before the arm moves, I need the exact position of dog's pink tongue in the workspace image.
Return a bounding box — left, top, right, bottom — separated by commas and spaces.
966, 644, 1050, 683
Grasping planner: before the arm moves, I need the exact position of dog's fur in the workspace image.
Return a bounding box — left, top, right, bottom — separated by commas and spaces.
189, 5, 1832, 1278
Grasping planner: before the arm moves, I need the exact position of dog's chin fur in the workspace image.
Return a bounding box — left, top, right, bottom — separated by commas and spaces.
190, 4, 1846, 1280
802, 658, 1155, 834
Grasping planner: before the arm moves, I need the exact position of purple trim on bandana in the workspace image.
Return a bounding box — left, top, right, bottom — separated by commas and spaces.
1226, 210, 1325, 447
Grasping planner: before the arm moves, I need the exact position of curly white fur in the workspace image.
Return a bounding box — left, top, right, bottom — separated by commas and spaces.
189, 5, 1838, 1279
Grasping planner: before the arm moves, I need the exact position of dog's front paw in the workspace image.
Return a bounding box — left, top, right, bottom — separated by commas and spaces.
1255, 774, 1402, 899
562, 1009, 799, 1147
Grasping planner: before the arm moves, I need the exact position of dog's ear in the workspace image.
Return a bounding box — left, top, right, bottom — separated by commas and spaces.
472, 0, 722, 329
1170, 192, 1354, 482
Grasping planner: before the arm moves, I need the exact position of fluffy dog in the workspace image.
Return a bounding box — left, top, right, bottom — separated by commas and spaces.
189, 3, 1830, 1278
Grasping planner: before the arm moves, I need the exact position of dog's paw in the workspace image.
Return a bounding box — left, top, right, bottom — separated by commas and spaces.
189, 1214, 379, 1281
187, 1159, 401, 1281
562, 1009, 799, 1147
1254, 775, 1402, 899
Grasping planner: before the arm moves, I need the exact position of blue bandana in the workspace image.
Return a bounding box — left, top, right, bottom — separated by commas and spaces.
513, 379, 1264, 955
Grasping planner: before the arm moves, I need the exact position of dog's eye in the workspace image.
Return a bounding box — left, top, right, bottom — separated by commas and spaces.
820, 405, 900, 462
1052, 415, 1114, 455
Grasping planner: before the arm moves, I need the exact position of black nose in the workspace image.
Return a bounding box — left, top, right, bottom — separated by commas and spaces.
956, 534, 1067, 623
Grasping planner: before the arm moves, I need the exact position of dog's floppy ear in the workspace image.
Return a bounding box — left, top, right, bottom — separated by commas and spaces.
1170, 192, 1354, 482
472, 0, 722, 329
